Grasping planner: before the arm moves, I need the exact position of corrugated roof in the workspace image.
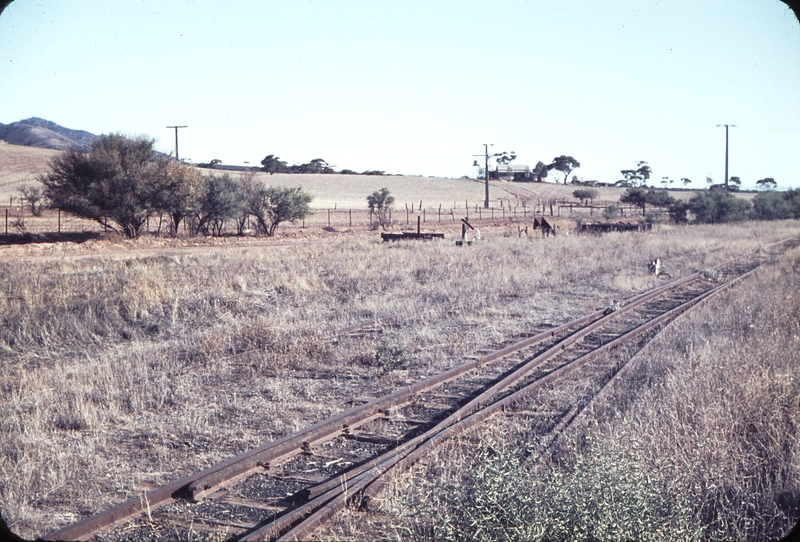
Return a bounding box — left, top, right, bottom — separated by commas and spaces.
499, 164, 531, 173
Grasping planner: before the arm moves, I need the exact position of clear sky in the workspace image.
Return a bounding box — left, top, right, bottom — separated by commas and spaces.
1, 0, 799, 189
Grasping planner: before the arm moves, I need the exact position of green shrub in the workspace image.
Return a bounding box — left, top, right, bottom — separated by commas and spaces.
603, 203, 620, 220
39, 133, 171, 237
374, 337, 407, 372
687, 190, 751, 223
751, 189, 800, 221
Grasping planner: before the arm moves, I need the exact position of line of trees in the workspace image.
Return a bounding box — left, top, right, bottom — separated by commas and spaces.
616, 186, 800, 224
259, 154, 386, 176
39, 134, 313, 238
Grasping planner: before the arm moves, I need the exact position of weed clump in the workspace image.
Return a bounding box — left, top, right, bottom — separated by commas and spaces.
373, 338, 408, 373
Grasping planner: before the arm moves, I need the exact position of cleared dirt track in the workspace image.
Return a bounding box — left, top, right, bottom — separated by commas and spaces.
42, 237, 799, 542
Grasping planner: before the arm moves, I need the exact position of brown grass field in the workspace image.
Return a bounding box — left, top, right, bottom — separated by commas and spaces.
0, 142, 798, 540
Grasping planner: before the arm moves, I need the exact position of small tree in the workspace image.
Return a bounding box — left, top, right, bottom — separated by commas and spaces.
728, 176, 742, 192
367, 187, 394, 230
688, 190, 751, 223
756, 177, 777, 191
668, 200, 690, 223
195, 174, 247, 236
681, 178, 692, 187
645, 189, 676, 209
248, 185, 313, 236
618, 161, 652, 188
18, 185, 44, 216
619, 187, 649, 216
157, 161, 205, 236
261, 154, 288, 174
40, 133, 170, 238
572, 188, 598, 205
532, 161, 548, 182
547, 156, 580, 184
751, 189, 800, 220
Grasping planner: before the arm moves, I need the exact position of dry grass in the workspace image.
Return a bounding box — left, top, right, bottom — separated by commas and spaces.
0, 218, 798, 539
0, 142, 60, 202
319, 243, 800, 541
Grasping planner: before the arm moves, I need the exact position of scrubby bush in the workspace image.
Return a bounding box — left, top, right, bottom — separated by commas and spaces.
194, 174, 247, 236
247, 185, 313, 236
603, 204, 620, 220
572, 188, 598, 204
668, 200, 690, 223
374, 337, 408, 372
688, 190, 751, 223
17, 185, 44, 216
157, 161, 205, 235
367, 187, 394, 230
40, 133, 171, 237
751, 189, 800, 221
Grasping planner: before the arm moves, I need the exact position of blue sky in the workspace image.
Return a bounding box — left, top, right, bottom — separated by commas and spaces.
1, 0, 799, 189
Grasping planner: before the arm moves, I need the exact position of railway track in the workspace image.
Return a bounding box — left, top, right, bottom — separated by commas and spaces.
43, 239, 798, 541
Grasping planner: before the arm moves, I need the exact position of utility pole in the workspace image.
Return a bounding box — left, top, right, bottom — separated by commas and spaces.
473, 144, 514, 209
166, 125, 188, 161
716, 124, 736, 193
484, 143, 491, 209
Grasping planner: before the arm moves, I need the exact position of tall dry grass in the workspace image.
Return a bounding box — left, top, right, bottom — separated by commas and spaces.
321, 242, 800, 541
0, 220, 797, 538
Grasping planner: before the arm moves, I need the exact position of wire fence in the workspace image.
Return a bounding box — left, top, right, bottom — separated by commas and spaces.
1, 198, 653, 239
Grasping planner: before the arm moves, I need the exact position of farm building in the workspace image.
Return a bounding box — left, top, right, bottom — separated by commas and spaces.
497, 164, 533, 181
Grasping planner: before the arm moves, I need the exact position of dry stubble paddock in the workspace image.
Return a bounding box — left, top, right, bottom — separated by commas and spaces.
0, 220, 797, 539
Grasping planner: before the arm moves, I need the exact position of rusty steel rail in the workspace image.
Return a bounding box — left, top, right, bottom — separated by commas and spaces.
542, 261, 767, 459
43, 310, 606, 541
268, 275, 738, 541
42, 237, 797, 541
259, 244, 798, 541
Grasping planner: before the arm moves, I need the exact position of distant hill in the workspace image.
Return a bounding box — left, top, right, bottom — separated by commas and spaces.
0, 117, 97, 152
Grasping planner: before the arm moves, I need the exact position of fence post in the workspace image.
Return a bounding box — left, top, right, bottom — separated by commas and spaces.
423, 208, 426, 223
58, 209, 61, 233
406, 207, 409, 224
349, 209, 352, 227
327, 209, 331, 227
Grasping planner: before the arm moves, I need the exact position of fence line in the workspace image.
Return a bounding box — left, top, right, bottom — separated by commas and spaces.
1, 199, 656, 238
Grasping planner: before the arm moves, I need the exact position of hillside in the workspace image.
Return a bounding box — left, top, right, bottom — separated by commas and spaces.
1, 134, 702, 212
0, 141, 603, 210
0, 141, 60, 201
0, 117, 96, 152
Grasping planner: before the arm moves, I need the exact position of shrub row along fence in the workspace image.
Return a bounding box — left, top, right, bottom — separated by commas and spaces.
0, 199, 649, 238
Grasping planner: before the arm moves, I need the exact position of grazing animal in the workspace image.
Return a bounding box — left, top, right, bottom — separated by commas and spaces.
533, 216, 555, 237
